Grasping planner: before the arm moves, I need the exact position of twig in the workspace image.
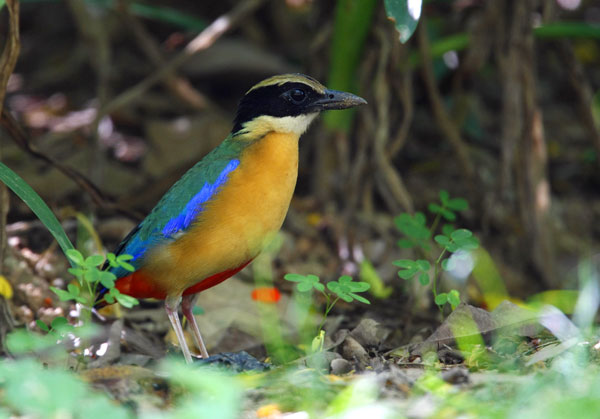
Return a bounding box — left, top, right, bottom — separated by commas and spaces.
417, 18, 474, 179
123, 9, 213, 111
388, 40, 413, 157
0, 0, 19, 115
373, 28, 413, 213
495, 0, 556, 287
66, 0, 113, 186
0, 296, 15, 356
97, 0, 267, 120
0, 109, 143, 220
558, 41, 600, 164
0, 0, 20, 276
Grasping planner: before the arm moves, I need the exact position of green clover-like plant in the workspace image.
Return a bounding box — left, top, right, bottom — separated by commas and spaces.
327, 275, 371, 304
284, 273, 371, 338
395, 212, 431, 250
428, 190, 468, 222
284, 273, 325, 293
393, 259, 431, 285
50, 249, 139, 311
394, 191, 478, 312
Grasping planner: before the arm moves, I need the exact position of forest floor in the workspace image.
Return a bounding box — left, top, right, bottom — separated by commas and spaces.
3, 1, 600, 417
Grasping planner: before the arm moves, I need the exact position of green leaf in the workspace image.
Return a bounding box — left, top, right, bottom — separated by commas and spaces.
398, 268, 418, 280
115, 293, 139, 308
313, 282, 325, 292
104, 294, 115, 304
99, 272, 115, 289
414, 212, 426, 225
327, 276, 370, 303
434, 235, 451, 246
347, 281, 370, 292
435, 293, 448, 306
428, 203, 443, 214
118, 261, 135, 272
327, 281, 339, 293
311, 330, 325, 353
67, 268, 85, 278
442, 224, 455, 236
0, 163, 77, 265
418, 272, 430, 285
440, 208, 456, 221
6, 329, 56, 353
450, 229, 473, 241
446, 242, 460, 253
287, 274, 325, 293
109, 287, 121, 296
395, 213, 430, 242
384, 0, 422, 43
455, 236, 480, 251
448, 289, 461, 308
349, 293, 370, 304
66, 249, 84, 266
84, 268, 100, 284
284, 274, 306, 282
441, 258, 453, 271
116, 254, 135, 271
337, 293, 354, 303
393, 259, 416, 269
338, 275, 353, 284
36, 320, 50, 332
67, 283, 80, 296
447, 198, 468, 211
106, 253, 119, 268
50, 316, 70, 332
416, 259, 431, 271
439, 190, 450, 205
397, 238, 415, 248
50, 286, 75, 302
297, 282, 313, 292
84, 254, 105, 268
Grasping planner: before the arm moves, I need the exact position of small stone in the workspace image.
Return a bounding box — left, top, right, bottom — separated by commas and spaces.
351, 318, 391, 348
306, 351, 340, 371
330, 358, 353, 375
341, 336, 369, 365
441, 367, 469, 385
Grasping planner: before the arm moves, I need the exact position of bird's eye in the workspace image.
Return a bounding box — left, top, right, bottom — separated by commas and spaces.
287, 88, 306, 104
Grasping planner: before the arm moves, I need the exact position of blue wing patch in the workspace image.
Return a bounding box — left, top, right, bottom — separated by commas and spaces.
109, 157, 241, 279
162, 159, 239, 237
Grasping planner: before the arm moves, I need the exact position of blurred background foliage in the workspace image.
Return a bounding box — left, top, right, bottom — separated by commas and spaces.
1, 0, 600, 335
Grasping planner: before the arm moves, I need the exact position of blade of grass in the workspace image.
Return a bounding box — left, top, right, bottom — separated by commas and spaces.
0, 162, 75, 264
323, 0, 377, 132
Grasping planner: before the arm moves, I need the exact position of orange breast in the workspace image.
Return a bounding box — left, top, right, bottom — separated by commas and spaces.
118, 131, 300, 298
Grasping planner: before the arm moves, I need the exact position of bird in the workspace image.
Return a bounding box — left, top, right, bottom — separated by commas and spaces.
96, 74, 367, 363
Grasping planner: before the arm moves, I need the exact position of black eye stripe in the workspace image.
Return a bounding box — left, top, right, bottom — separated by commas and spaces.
233, 82, 322, 133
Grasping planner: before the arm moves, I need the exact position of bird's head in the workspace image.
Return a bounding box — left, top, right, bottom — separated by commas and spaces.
232, 74, 367, 139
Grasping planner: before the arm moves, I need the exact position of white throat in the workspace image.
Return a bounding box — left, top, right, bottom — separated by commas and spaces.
241, 113, 319, 138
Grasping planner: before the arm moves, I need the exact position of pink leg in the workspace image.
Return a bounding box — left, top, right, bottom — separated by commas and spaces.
182, 294, 210, 359
165, 295, 193, 363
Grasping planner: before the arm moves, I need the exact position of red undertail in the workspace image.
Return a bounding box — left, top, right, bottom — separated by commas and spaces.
103, 260, 252, 302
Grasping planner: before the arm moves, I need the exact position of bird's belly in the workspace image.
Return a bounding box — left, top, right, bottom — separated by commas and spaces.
145, 131, 300, 296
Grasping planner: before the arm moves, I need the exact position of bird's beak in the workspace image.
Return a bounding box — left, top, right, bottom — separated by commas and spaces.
310, 89, 367, 111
